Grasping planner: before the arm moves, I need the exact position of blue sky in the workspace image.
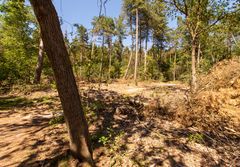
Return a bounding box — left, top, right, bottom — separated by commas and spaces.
52, 0, 176, 46
53, 0, 122, 34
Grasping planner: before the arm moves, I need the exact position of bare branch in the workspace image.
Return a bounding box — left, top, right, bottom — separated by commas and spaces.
172, 0, 187, 15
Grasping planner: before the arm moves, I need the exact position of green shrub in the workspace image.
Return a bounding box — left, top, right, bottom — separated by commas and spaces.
49, 115, 65, 125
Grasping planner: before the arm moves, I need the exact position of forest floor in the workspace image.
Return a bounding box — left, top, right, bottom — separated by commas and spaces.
0, 81, 239, 167
0, 60, 240, 167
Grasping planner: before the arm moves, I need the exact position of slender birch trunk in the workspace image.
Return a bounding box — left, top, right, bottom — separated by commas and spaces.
33, 38, 44, 84
134, 9, 139, 86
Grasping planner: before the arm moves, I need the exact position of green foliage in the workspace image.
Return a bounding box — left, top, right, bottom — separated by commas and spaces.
0, 96, 32, 109
188, 133, 204, 143
88, 100, 105, 111
97, 128, 115, 145
98, 135, 109, 145
144, 54, 164, 80
92, 16, 115, 36
82, 100, 105, 125
49, 115, 65, 125
74, 24, 89, 44
97, 128, 124, 146
0, 0, 38, 86
0, 0, 239, 87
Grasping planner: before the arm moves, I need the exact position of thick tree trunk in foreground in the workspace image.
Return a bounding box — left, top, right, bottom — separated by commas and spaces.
134, 9, 139, 86
33, 38, 44, 84
30, 0, 94, 166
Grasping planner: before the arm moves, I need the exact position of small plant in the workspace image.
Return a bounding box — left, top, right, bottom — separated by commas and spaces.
49, 115, 65, 125
40, 97, 54, 105
109, 130, 125, 153
50, 83, 57, 90
98, 136, 110, 145
98, 128, 114, 145
188, 133, 204, 143
91, 101, 105, 111
83, 101, 105, 115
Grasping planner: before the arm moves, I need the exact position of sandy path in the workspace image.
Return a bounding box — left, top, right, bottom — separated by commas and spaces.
0, 93, 67, 167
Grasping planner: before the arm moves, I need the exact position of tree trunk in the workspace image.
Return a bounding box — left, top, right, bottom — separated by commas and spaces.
232, 33, 239, 48
139, 24, 142, 65
197, 42, 201, 69
99, 35, 105, 89
144, 31, 148, 77
80, 52, 83, 80
89, 35, 95, 81
134, 9, 139, 86
29, 0, 94, 166
228, 33, 232, 58
33, 38, 44, 84
91, 35, 95, 59
173, 47, 177, 81
211, 49, 215, 63
144, 50, 147, 76
124, 49, 133, 79
123, 16, 134, 79
72, 52, 78, 81
108, 39, 112, 81
191, 38, 197, 92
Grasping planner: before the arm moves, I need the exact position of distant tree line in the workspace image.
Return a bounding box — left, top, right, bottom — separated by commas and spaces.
0, 0, 239, 91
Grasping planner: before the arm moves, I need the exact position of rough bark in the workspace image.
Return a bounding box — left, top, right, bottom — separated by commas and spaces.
29, 0, 94, 166
134, 9, 139, 86
33, 38, 44, 84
